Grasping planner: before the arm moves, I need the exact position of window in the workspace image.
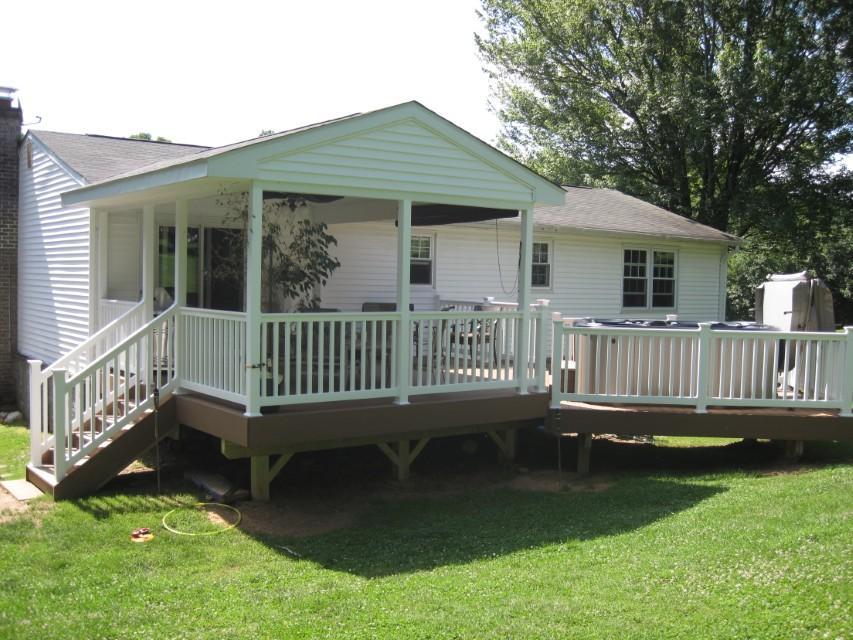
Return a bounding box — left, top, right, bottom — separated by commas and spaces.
622, 248, 676, 309
532, 241, 551, 288
410, 235, 433, 286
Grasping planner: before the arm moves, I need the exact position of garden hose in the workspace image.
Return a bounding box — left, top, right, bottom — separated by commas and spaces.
161, 502, 242, 536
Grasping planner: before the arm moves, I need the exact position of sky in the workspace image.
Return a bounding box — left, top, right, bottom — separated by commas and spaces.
5, 0, 500, 148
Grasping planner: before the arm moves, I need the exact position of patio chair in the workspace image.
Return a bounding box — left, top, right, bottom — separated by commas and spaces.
447, 304, 501, 368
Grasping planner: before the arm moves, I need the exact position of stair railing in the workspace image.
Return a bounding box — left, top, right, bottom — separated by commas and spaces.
29, 301, 148, 468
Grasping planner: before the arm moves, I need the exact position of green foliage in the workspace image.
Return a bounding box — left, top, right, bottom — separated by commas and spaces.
478, 0, 853, 320
129, 132, 172, 142
215, 191, 340, 311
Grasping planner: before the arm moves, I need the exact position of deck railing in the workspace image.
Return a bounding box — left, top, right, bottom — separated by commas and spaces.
258, 312, 401, 406
179, 308, 247, 404
552, 321, 853, 415
98, 299, 139, 330
30, 304, 553, 478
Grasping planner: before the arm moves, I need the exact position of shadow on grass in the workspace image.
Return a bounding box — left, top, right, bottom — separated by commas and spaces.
256, 476, 724, 578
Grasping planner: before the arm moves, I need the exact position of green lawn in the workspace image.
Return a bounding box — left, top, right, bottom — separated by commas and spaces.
0, 422, 28, 481
0, 426, 851, 639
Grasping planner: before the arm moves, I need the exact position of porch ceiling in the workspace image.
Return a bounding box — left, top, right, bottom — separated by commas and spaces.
60, 101, 566, 211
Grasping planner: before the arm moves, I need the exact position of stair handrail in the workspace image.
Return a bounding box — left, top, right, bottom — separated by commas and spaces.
29, 301, 149, 468
50, 304, 179, 481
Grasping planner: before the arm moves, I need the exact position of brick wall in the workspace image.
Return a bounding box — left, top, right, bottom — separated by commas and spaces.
0, 97, 22, 406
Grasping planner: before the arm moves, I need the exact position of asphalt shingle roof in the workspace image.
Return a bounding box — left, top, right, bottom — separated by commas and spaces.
29, 130, 210, 183
30, 125, 737, 244
535, 186, 738, 243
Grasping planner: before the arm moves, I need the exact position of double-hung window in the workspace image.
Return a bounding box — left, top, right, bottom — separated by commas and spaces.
532, 241, 551, 288
410, 235, 434, 286
622, 248, 676, 309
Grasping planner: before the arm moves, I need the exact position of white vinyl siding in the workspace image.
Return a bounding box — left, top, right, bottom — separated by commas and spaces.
17, 139, 90, 363
319, 221, 726, 321
254, 120, 534, 204
106, 212, 141, 300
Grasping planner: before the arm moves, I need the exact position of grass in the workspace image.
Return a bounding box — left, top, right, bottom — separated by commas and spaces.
0, 422, 28, 481
0, 426, 851, 639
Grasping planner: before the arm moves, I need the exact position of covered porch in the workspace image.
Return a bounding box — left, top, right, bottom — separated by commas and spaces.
28, 103, 567, 499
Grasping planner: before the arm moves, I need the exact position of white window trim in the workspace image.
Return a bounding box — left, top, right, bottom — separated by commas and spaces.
410, 233, 436, 288
620, 246, 678, 312
531, 239, 553, 290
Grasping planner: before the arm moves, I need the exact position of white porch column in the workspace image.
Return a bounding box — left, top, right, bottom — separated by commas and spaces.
95, 209, 109, 329
141, 204, 156, 320
174, 200, 188, 307
516, 208, 534, 394
395, 199, 412, 405
88, 208, 99, 332
244, 183, 264, 415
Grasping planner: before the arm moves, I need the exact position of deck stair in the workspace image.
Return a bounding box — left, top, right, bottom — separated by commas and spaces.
26, 304, 179, 500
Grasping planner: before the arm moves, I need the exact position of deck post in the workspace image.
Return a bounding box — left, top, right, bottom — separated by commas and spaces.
174, 199, 188, 385
534, 299, 550, 392
244, 183, 264, 416
141, 204, 156, 321
842, 327, 853, 417
550, 316, 565, 408
250, 455, 270, 501
695, 322, 712, 414
395, 199, 412, 405
52, 368, 68, 481
28, 360, 43, 466
516, 208, 534, 394
576, 432, 593, 476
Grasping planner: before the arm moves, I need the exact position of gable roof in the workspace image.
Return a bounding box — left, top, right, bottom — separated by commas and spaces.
28, 130, 209, 183
534, 186, 739, 244
61, 101, 568, 208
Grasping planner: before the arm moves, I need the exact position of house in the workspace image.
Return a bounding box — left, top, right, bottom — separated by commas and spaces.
8, 96, 847, 501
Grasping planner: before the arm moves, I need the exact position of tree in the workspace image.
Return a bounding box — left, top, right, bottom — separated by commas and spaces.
129, 132, 172, 142
477, 0, 853, 320
214, 191, 340, 312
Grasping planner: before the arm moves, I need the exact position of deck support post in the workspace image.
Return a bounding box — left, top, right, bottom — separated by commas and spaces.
534, 300, 550, 393
576, 432, 593, 476
395, 199, 412, 405
377, 437, 430, 481
244, 183, 264, 416
250, 452, 293, 501
516, 208, 534, 395
487, 428, 517, 461
782, 440, 805, 462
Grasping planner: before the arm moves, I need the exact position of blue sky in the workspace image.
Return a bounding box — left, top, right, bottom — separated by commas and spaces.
6, 0, 499, 147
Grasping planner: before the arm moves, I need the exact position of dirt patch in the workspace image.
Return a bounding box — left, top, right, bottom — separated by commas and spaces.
507, 470, 614, 494
205, 504, 239, 527
0, 486, 28, 522
238, 501, 364, 538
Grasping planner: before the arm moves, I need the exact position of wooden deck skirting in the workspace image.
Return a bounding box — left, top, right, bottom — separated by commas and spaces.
176, 390, 549, 450
553, 401, 853, 442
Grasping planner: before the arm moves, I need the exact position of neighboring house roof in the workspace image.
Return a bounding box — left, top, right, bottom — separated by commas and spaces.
533, 186, 739, 244
28, 130, 209, 183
